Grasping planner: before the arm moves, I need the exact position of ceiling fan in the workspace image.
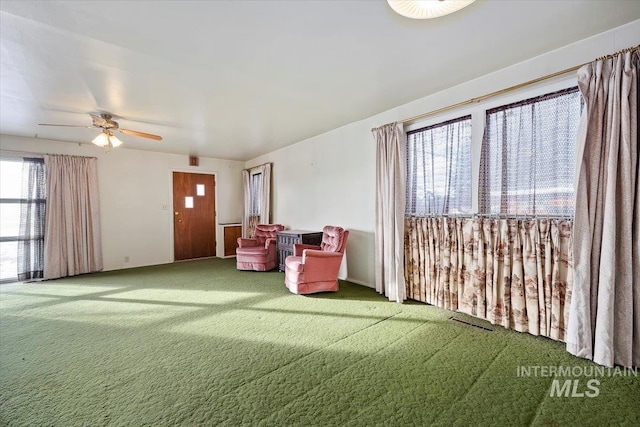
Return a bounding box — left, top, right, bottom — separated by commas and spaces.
39, 113, 163, 149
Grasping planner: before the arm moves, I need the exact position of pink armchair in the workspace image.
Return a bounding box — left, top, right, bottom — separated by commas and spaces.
284, 225, 349, 294
236, 224, 284, 271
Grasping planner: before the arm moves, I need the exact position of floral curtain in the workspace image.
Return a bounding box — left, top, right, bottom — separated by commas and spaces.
405, 216, 573, 341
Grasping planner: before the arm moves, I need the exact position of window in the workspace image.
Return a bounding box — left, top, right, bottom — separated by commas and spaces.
406, 115, 472, 216
249, 172, 262, 216
243, 166, 270, 238
480, 87, 582, 216
0, 158, 46, 282
0, 159, 22, 282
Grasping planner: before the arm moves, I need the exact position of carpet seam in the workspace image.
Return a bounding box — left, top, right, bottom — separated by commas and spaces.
428, 341, 510, 426
262, 319, 466, 426
1, 291, 404, 326
215, 311, 406, 401
255, 313, 437, 426
342, 330, 467, 427
526, 380, 554, 427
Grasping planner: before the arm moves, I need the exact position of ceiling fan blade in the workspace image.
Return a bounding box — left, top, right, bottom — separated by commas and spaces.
119, 128, 163, 141
39, 123, 95, 128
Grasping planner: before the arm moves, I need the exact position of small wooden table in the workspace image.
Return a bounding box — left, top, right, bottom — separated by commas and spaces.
276, 230, 323, 272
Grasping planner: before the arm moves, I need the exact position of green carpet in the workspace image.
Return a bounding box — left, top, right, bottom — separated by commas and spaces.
0, 258, 638, 426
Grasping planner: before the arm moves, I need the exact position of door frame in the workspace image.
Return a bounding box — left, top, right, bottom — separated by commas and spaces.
169, 168, 219, 261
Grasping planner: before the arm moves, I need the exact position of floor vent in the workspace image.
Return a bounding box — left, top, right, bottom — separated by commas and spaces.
450, 316, 494, 332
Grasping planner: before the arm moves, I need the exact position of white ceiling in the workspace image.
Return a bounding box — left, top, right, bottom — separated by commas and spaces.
1, 1, 639, 161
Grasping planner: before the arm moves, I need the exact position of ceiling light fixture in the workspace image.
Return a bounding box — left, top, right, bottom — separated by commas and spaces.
92, 130, 123, 150
387, 0, 475, 19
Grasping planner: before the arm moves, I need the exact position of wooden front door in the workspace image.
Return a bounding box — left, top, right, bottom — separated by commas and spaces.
173, 172, 216, 261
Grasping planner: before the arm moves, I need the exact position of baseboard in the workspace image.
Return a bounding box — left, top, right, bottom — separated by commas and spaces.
343, 277, 374, 288
102, 260, 171, 272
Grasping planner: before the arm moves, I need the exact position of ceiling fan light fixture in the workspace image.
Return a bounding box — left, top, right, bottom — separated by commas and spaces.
387, 0, 475, 19
109, 134, 123, 148
92, 131, 123, 149
92, 132, 109, 147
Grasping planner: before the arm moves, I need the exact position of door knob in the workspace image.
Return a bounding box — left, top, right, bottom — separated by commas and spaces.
175, 212, 179, 215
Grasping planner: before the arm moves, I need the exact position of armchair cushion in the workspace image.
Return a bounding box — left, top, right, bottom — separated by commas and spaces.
285, 256, 304, 273
236, 223, 284, 271
238, 246, 269, 256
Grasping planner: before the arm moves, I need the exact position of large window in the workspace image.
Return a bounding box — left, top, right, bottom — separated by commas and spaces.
406, 115, 472, 216
0, 159, 23, 282
405, 86, 582, 218
0, 158, 46, 282
480, 87, 582, 216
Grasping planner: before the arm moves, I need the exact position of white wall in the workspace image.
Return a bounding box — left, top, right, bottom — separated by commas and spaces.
245, 20, 640, 288
0, 135, 244, 271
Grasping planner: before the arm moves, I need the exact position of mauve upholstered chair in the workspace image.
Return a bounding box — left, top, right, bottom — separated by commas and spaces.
236, 224, 284, 271
284, 225, 349, 294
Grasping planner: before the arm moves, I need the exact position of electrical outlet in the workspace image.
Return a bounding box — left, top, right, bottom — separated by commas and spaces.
161, 204, 169, 210
124, 256, 130, 263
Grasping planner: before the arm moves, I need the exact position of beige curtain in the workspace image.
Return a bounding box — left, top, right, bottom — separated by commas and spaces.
44, 155, 102, 279
241, 170, 251, 238
405, 217, 573, 341
373, 123, 406, 302
242, 164, 271, 238
566, 47, 639, 368
258, 163, 271, 225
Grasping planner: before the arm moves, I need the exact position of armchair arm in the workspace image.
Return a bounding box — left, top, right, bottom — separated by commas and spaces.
237, 238, 258, 248
265, 237, 277, 247
302, 249, 342, 262
293, 244, 321, 256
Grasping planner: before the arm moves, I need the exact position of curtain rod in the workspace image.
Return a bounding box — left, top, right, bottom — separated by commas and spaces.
0, 149, 96, 159
0, 149, 46, 157
372, 63, 582, 131
243, 161, 272, 171
406, 214, 574, 220
373, 45, 639, 131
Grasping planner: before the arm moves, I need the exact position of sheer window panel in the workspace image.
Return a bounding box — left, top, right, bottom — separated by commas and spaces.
480, 87, 582, 217
406, 115, 472, 216
249, 172, 262, 216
